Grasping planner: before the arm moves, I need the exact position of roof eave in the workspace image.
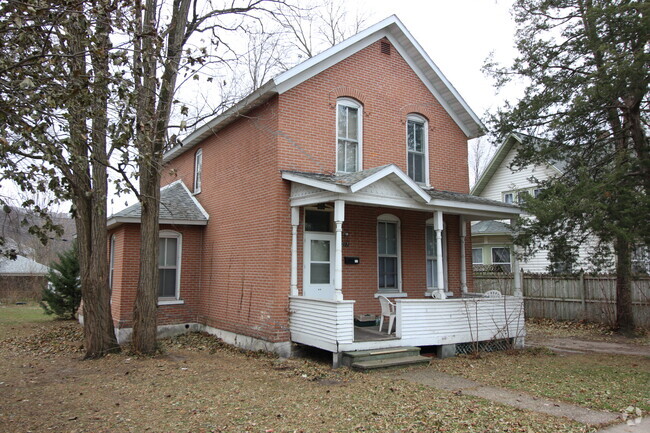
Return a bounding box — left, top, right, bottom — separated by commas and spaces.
471, 133, 522, 196
107, 216, 208, 230
163, 80, 278, 162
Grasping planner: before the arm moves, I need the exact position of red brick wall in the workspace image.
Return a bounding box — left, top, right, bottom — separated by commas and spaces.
108, 224, 203, 328
110, 37, 475, 343
161, 100, 293, 342
277, 38, 469, 193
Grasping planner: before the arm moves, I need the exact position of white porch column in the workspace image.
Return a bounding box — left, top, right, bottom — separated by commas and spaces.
434, 211, 446, 299
459, 216, 468, 294
511, 218, 523, 297
333, 200, 345, 301
290, 207, 300, 296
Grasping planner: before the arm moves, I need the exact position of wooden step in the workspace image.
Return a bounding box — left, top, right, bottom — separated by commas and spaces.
351, 355, 430, 371
342, 346, 422, 366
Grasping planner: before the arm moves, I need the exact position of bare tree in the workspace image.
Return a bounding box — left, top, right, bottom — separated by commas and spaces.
469, 137, 496, 187
273, 0, 371, 61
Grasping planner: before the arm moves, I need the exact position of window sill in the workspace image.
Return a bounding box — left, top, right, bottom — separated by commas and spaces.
374, 292, 408, 298
158, 299, 185, 306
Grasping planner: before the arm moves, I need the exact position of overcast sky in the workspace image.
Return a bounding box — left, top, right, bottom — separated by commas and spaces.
359, 0, 518, 118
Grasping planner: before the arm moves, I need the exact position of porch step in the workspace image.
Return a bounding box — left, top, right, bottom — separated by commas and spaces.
351, 355, 430, 371
342, 346, 430, 370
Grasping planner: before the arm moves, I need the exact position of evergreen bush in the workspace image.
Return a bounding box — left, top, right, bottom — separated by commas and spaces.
41, 242, 81, 319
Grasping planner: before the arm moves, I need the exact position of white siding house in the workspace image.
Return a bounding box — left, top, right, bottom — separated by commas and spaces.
471, 133, 600, 273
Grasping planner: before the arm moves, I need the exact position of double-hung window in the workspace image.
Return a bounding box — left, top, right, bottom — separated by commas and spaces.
407, 115, 427, 183
336, 98, 362, 173
491, 247, 511, 273
377, 215, 400, 291
109, 235, 116, 290
472, 248, 483, 264
159, 231, 181, 299
193, 149, 202, 194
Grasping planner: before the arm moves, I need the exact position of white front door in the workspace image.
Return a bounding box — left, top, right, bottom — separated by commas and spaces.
303, 233, 335, 299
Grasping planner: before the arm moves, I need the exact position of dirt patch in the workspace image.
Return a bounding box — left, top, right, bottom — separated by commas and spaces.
527, 335, 650, 356
525, 319, 650, 356
0, 320, 589, 433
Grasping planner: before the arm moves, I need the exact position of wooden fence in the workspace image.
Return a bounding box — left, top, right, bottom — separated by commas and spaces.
473, 273, 650, 328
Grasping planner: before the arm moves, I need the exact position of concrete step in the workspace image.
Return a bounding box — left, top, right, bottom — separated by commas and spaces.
351, 355, 431, 371
342, 346, 422, 366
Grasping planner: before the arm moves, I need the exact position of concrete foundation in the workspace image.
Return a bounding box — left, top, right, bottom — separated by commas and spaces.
436, 343, 456, 359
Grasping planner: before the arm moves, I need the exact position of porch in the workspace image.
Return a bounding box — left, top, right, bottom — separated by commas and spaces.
289, 295, 525, 362
282, 165, 524, 366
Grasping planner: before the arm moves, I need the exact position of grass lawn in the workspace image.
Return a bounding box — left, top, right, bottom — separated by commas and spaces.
0, 305, 594, 433
430, 347, 650, 414
0, 302, 52, 325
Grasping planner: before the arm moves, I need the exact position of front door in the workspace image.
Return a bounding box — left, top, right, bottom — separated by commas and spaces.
303, 233, 335, 299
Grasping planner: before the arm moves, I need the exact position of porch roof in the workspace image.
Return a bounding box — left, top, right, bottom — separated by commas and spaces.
106, 180, 209, 229
281, 165, 520, 220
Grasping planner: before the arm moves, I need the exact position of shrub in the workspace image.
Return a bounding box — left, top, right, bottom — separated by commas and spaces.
40, 243, 81, 319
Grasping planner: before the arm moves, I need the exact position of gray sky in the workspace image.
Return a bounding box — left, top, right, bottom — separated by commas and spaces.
360, 0, 518, 118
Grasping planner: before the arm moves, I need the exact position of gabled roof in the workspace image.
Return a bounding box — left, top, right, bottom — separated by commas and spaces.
282, 164, 432, 203
282, 164, 520, 219
107, 180, 209, 229
471, 220, 512, 235
471, 133, 566, 196
165, 15, 484, 162
0, 255, 50, 276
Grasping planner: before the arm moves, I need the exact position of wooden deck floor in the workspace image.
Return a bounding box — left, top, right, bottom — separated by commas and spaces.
353, 325, 399, 342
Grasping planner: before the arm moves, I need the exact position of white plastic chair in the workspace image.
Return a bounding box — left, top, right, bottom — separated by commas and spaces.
378, 295, 396, 334
483, 290, 502, 298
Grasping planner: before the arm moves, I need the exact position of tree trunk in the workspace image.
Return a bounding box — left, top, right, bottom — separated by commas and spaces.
66, 0, 118, 358
614, 235, 635, 333
132, 161, 160, 354
130, 0, 191, 355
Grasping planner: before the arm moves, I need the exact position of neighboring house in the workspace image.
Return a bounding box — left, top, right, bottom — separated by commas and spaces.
471, 133, 627, 274
0, 255, 51, 301
107, 16, 524, 365
471, 133, 577, 273
470, 220, 514, 273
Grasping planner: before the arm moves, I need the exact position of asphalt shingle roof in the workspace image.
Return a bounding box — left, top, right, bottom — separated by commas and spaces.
282, 166, 518, 209
111, 180, 208, 223
0, 255, 50, 276
471, 220, 513, 235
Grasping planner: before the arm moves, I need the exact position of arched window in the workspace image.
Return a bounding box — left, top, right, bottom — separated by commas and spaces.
406, 114, 428, 184
159, 230, 182, 299
109, 234, 116, 290
193, 148, 203, 194
377, 214, 401, 292
336, 98, 363, 173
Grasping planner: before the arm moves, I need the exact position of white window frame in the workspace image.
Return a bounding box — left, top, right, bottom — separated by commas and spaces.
503, 192, 514, 204
377, 214, 401, 293
406, 114, 429, 185
109, 234, 116, 290
158, 230, 183, 303
472, 247, 483, 264
193, 148, 202, 194
491, 247, 512, 273
336, 98, 363, 173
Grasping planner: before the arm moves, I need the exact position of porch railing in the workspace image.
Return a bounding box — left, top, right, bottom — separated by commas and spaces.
289, 296, 355, 352
396, 296, 525, 346
289, 295, 525, 352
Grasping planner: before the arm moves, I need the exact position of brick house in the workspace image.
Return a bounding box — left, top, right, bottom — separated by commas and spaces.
108, 16, 524, 365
